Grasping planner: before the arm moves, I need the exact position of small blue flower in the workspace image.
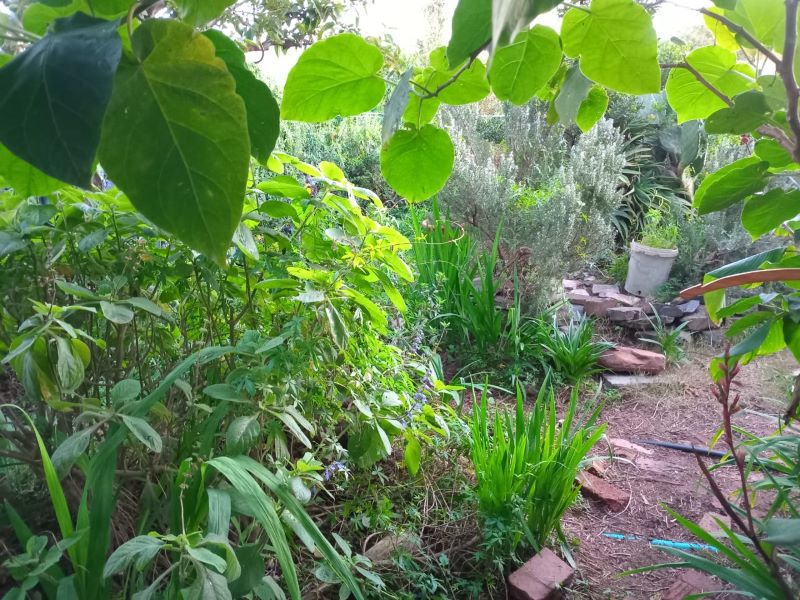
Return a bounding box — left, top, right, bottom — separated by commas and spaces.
323, 460, 345, 481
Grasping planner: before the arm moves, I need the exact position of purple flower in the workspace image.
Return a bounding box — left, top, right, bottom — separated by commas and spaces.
323, 460, 345, 481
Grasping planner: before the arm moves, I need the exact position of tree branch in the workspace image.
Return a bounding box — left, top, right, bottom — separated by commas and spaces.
661, 62, 733, 107
420, 42, 489, 100
699, 8, 782, 66
779, 0, 800, 161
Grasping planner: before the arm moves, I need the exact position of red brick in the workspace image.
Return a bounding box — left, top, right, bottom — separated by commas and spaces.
582, 296, 619, 317
509, 548, 574, 600
577, 471, 630, 512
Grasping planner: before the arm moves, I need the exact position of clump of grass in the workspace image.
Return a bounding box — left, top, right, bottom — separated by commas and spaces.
638, 305, 688, 365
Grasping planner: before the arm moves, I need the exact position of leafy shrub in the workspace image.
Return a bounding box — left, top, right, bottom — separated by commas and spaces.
470, 381, 605, 554
638, 307, 688, 365
639, 209, 679, 249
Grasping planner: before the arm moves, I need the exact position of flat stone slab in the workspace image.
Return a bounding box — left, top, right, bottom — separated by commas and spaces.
592, 283, 620, 296
654, 303, 684, 319
677, 299, 700, 315
509, 548, 574, 600
583, 296, 619, 317
599, 346, 666, 374
577, 471, 630, 512
682, 306, 719, 331
562, 279, 583, 290
607, 306, 645, 322
603, 374, 660, 387
567, 289, 590, 305
698, 512, 731, 536
609, 438, 654, 457
606, 292, 640, 306
664, 571, 719, 600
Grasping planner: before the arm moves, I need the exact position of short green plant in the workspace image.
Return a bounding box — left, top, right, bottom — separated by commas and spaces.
639, 209, 679, 250
638, 306, 688, 365
608, 253, 629, 284
537, 316, 614, 385
469, 380, 605, 555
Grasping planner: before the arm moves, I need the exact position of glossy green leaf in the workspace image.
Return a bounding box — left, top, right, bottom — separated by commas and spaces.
402, 74, 440, 126
666, 46, 754, 123
111, 379, 141, 405
187, 547, 228, 574
203, 30, 280, 162
742, 189, 800, 239
576, 86, 608, 132
554, 65, 592, 125
189, 565, 232, 600
446, 0, 491, 67
561, 0, 659, 94
121, 415, 163, 453
282, 34, 385, 122
758, 74, 787, 111
51, 426, 94, 476
233, 223, 260, 261
732, 0, 785, 52
693, 156, 770, 215
174, 0, 236, 27
21, 1, 83, 36
0, 13, 121, 187
380, 125, 454, 202
99, 19, 249, 265
705, 90, 772, 134
489, 25, 562, 105
0, 144, 62, 197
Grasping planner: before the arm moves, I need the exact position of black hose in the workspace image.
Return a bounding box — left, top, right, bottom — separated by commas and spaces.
634, 439, 728, 459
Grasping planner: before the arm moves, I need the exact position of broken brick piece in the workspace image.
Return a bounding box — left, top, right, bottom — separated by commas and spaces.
577, 471, 630, 512
509, 548, 574, 600
664, 571, 719, 600
609, 438, 654, 457
582, 296, 620, 317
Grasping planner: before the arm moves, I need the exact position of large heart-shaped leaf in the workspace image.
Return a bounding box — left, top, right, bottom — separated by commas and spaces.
0, 13, 121, 187
705, 90, 772, 134
281, 34, 385, 122
380, 125, 454, 202
561, 0, 659, 94
98, 19, 250, 264
203, 30, 280, 162
0, 144, 62, 197
666, 46, 754, 123
742, 189, 800, 239
492, 0, 561, 53
489, 25, 562, 105
174, 0, 236, 27
693, 156, 770, 214
446, 0, 491, 68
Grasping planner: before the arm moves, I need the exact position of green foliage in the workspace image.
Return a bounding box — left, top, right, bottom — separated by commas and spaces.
469, 381, 605, 554
536, 316, 614, 385
639, 209, 679, 249
380, 124, 455, 201
638, 308, 688, 365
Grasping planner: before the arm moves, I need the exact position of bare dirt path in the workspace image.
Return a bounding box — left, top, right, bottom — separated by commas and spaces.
562, 344, 795, 599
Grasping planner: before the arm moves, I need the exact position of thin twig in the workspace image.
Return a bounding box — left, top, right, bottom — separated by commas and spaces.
699, 8, 781, 66
660, 62, 733, 107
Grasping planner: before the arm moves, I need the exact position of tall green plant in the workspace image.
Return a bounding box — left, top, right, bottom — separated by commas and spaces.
469, 379, 605, 553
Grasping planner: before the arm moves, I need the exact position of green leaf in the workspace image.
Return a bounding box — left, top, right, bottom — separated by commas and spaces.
98, 19, 249, 265
754, 138, 794, 168
189, 564, 233, 600
226, 415, 260, 454
380, 125, 454, 202
784, 318, 800, 362
111, 378, 141, 406
742, 189, 800, 239
0, 144, 62, 197
203, 30, 280, 162
729, 320, 772, 357
257, 176, 310, 199
732, 0, 785, 52
229, 544, 265, 598
204, 383, 248, 402
402, 79, 440, 127
233, 223, 260, 261
404, 436, 421, 475
0, 13, 121, 187
383, 69, 412, 143
100, 300, 134, 324
120, 415, 163, 453
666, 46, 755, 123
51, 426, 94, 477
561, 0, 659, 94
554, 64, 593, 125
446, 0, 491, 67
0, 231, 26, 258
427, 47, 489, 105
174, 0, 236, 27
705, 90, 772, 134
489, 25, 562, 105
576, 86, 609, 132
693, 156, 770, 215
764, 518, 800, 545
325, 303, 349, 349
281, 34, 385, 122
124, 296, 167, 318
187, 546, 228, 574
55, 336, 83, 393
491, 0, 561, 53
103, 535, 164, 577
